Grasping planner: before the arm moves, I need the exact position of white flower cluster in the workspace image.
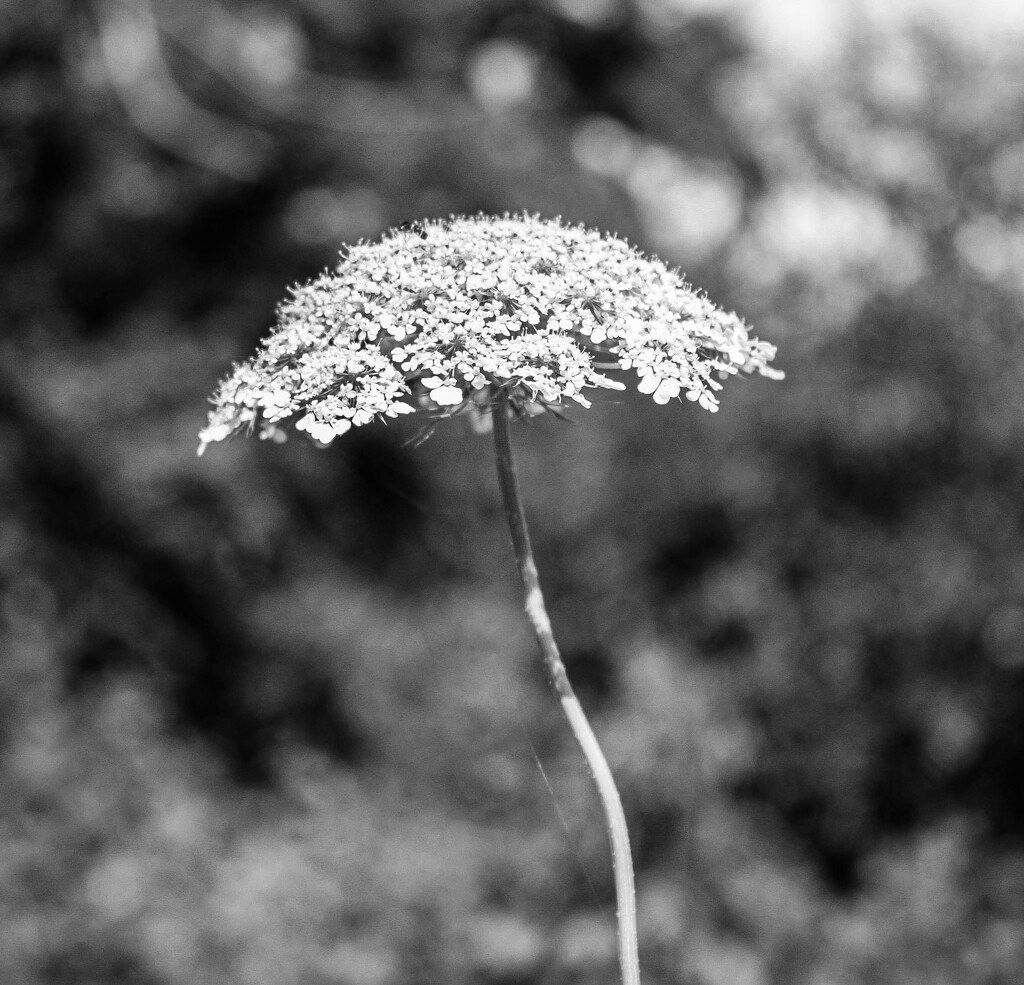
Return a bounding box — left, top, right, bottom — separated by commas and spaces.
199, 214, 781, 453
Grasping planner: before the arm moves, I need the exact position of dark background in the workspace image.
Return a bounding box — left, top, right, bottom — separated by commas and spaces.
3, 1, 1024, 983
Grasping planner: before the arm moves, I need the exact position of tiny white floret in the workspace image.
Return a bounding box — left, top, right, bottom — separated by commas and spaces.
432, 384, 466, 406
652, 380, 681, 404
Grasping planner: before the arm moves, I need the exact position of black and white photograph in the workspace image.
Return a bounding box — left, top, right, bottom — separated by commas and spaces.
2, 1, 1023, 983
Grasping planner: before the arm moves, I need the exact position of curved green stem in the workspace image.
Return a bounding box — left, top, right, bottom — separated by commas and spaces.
490, 386, 641, 985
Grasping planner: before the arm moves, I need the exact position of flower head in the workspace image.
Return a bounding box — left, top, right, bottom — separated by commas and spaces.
198, 213, 782, 453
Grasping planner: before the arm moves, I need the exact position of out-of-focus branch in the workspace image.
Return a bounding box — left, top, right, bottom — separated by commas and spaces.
95, 0, 272, 180
172, 0, 483, 134
109, 0, 481, 141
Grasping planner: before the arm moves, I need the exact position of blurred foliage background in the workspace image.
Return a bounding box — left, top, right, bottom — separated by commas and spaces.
2, 0, 1024, 983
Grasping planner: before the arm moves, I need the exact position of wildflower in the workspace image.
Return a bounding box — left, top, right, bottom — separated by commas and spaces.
198, 213, 781, 453
197, 212, 782, 985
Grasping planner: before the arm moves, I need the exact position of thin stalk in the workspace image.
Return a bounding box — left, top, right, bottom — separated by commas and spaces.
490, 386, 641, 985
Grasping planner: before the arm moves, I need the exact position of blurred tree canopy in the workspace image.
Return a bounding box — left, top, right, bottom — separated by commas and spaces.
2, 1, 1024, 983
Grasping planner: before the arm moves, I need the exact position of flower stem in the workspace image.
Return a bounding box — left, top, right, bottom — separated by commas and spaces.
490, 386, 641, 985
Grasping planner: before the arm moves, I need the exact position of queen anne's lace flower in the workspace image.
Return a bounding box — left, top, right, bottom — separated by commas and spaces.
198, 214, 782, 453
